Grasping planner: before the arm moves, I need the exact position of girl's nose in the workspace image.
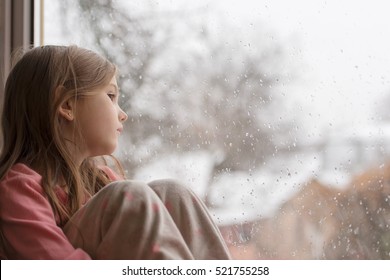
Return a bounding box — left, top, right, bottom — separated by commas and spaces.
119, 108, 128, 122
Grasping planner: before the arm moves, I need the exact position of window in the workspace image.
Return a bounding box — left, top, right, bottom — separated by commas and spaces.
42, 0, 390, 259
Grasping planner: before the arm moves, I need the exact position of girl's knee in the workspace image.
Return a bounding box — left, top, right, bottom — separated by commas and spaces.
148, 179, 195, 200
98, 180, 158, 205
148, 178, 183, 189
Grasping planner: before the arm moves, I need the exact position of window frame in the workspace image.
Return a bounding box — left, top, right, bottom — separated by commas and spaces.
0, 0, 35, 145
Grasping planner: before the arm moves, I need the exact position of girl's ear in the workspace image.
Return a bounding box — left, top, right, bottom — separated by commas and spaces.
59, 100, 75, 121
56, 86, 75, 121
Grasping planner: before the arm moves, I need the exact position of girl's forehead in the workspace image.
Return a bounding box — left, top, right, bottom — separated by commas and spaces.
110, 76, 118, 84
99, 76, 118, 90
108, 76, 118, 87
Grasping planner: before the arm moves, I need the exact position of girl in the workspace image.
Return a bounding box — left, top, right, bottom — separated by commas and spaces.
0, 45, 231, 260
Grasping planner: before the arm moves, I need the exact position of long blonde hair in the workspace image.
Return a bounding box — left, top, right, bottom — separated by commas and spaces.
0, 45, 124, 226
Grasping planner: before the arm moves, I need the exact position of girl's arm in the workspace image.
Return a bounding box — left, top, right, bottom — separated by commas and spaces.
0, 174, 91, 260
99, 165, 124, 181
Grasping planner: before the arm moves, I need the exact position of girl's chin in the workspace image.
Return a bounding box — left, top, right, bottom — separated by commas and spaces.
89, 146, 118, 158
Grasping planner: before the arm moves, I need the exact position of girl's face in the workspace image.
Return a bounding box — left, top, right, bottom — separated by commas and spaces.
74, 76, 128, 159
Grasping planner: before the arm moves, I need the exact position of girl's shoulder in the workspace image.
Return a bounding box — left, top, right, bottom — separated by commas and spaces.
0, 163, 42, 188
0, 163, 46, 201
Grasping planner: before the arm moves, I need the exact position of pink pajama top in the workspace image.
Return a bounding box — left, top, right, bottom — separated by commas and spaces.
0, 163, 120, 259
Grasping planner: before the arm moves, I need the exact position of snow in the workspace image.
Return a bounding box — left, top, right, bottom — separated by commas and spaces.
133, 151, 215, 199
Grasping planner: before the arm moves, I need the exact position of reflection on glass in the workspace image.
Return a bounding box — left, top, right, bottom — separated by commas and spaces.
45, 0, 390, 259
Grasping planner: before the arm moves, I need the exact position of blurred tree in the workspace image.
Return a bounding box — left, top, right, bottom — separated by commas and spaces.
170, 24, 286, 173
60, 0, 293, 178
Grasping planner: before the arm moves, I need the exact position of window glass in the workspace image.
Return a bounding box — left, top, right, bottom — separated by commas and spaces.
44, 0, 390, 259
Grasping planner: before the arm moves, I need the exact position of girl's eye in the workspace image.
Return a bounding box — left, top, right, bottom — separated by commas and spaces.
107, 93, 116, 101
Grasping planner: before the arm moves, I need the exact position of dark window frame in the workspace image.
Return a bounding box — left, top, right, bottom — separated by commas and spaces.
0, 0, 35, 145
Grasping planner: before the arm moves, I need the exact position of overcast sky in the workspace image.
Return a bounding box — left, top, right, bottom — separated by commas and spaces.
210, 0, 390, 136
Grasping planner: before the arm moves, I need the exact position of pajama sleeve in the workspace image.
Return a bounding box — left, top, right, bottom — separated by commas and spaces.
99, 165, 123, 181
0, 171, 91, 260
